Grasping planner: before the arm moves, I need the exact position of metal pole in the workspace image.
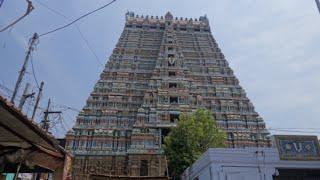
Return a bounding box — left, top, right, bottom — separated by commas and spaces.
11, 33, 38, 104
31, 81, 44, 121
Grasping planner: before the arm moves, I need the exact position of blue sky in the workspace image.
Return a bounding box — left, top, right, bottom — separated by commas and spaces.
1, 0, 320, 137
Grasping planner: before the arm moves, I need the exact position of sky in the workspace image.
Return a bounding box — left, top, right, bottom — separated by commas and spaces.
0, 0, 320, 138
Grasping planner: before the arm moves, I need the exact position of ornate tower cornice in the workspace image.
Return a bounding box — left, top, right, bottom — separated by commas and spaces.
125, 11, 210, 31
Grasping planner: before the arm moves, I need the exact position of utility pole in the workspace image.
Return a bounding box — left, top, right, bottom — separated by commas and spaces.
42, 98, 61, 132
31, 81, 44, 121
316, 0, 320, 14
11, 33, 38, 104
42, 99, 51, 132
18, 83, 35, 109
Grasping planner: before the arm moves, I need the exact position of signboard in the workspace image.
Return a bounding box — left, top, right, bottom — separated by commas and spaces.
274, 135, 320, 161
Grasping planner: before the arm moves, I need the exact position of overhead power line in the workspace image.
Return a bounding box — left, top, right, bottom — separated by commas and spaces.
75, 26, 103, 66
30, 55, 40, 89
0, 82, 79, 114
56, 104, 80, 112
0, 0, 4, 8
0, 0, 34, 32
268, 128, 320, 134
316, 0, 320, 14
34, 0, 68, 19
270, 127, 320, 130
39, 0, 117, 37
34, 0, 104, 66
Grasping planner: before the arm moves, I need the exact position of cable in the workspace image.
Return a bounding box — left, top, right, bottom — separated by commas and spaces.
0, 0, 4, 8
39, 0, 117, 37
59, 114, 69, 132
0, 83, 13, 93
55, 104, 80, 112
270, 127, 320, 130
34, 0, 104, 66
1, 85, 319, 134
0, 82, 45, 111
268, 128, 320, 134
316, 0, 320, 15
30, 56, 40, 89
34, 0, 68, 19
0, 0, 34, 32
63, 111, 76, 123
0, 82, 77, 134
75, 26, 103, 66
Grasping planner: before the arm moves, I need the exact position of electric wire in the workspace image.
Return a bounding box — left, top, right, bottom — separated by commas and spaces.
58, 114, 69, 132
34, 0, 67, 19
0, 0, 34, 32
2, 82, 320, 135
270, 127, 320, 130
0, 83, 13, 94
75, 26, 103, 66
34, 0, 104, 66
39, 0, 117, 37
0, 82, 46, 121
0, 82, 76, 135
56, 104, 80, 112
0, 82, 78, 113
63, 111, 76, 124
0, 0, 4, 8
3, 79, 320, 135
268, 128, 320, 134
30, 55, 40, 89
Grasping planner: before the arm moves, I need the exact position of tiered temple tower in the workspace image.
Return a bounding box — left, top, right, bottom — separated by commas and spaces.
65, 12, 270, 179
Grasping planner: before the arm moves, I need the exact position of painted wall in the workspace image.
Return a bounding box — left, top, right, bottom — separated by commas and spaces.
182, 147, 320, 180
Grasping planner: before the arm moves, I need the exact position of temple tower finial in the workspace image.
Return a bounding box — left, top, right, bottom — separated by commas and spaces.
165, 11, 173, 20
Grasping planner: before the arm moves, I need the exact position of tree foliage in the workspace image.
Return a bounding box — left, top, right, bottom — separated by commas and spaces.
164, 109, 226, 179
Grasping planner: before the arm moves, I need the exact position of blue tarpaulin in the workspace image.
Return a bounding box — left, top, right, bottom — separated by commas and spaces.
4, 173, 14, 180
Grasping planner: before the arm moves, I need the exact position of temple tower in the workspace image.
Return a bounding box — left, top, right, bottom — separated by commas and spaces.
66, 12, 270, 179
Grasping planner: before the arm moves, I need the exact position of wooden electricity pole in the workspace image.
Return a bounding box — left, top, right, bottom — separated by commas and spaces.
18, 83, 35, 109
42, 98, 61, 132
11, 33, 38, 104
31, 81, 44, 121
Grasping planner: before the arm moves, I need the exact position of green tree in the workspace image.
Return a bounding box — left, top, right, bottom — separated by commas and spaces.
164, 109, 226, 179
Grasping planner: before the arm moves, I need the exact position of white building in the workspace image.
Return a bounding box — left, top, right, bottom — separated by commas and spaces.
181, 135, 320, 180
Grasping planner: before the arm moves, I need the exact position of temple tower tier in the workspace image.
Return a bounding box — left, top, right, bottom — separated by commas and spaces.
65, 11, 270, 179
